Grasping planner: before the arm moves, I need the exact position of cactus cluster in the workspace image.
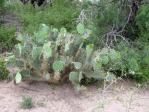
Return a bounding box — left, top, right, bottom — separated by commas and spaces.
7, 23, 120, 89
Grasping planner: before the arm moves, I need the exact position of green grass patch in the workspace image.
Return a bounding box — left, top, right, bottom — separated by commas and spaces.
20, 95, 34, 109
0, 28, 17, 51
8, 0, 80, 33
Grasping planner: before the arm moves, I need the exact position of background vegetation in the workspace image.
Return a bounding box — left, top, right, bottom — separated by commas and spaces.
0, 0, 149, 88
77, 0, 149, 86
7, 0, 80, 33
0, 0, 17, 52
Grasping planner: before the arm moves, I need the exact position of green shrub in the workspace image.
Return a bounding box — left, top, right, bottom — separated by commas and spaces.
20, 96, 34, 109
78, 0, 129, 46
0, 0, 6, 27
7, 23, 120, 90
0, 0, 5, 12
132, 5, 149, 86
0, 1, 17, 51
107, 40, 149, 86
134, 44, 149, 86
111, 41, 139, 76
104, 4, 149, 86
0, 59, 9, 80
0, 28, 17, 51
78, 1, 149, 86
8, 0, 80, 33
136, 5, 149, 43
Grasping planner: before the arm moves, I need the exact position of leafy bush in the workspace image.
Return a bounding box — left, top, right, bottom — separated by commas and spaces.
132, 5, 149, 86
20, 96, 34, 109
104, 4, 149, 86
136, 45, 149, 86
0, 0, 5, 12
0, 0, 6, 26
8, 0, 80, 33
0, 28, 17, 51
0, 1, 17, 51
0, 59, 9, 80
107, 40, 149, 86
7, 23, 120, 90
77, 0, 130, 46
136, 5, 149, 43
110, 41, 139, 75
77, 1, 149, 86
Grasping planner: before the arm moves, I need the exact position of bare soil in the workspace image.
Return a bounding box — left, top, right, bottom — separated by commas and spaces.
0, 80, 149, 112
2, 12, 23, 31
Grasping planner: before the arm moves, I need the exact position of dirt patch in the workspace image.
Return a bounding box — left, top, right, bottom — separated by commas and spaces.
0, 80, 149, 112
2, 12, 23, 31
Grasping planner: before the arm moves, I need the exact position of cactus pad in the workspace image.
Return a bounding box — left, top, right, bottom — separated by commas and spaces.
69, 72, 78, 82
52, 61, 64, 71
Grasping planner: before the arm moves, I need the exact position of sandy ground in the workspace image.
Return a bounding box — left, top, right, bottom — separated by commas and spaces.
0, 79, 149, 112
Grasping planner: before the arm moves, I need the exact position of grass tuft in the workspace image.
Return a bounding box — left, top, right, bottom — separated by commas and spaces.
20, 95, 34, 109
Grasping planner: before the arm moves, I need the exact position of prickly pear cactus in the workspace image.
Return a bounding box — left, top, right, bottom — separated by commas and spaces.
6, 23, 121, 90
